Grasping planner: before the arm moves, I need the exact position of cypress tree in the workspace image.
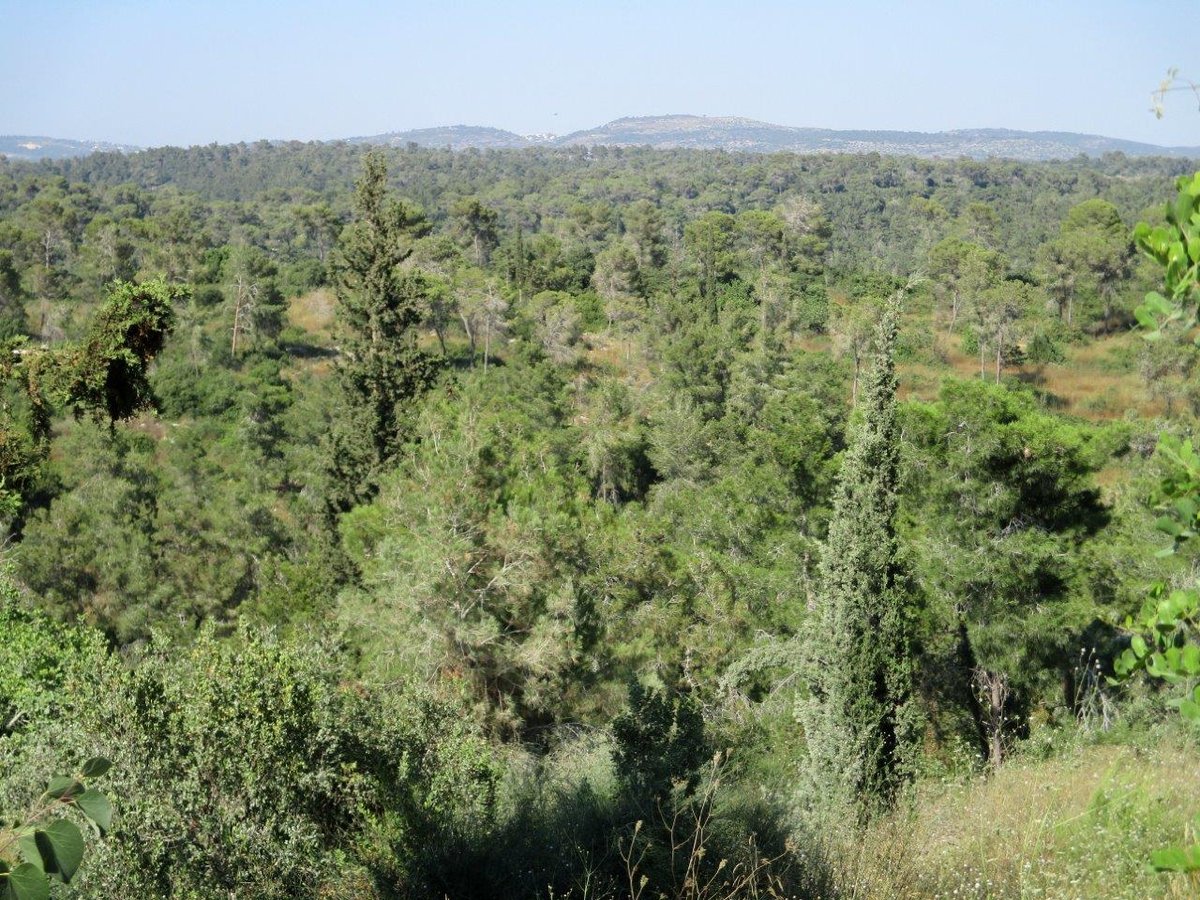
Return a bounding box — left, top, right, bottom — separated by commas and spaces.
800, 294, 918, 818
323, 151, 435, 513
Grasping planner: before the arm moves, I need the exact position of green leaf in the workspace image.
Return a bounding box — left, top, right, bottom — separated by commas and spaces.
1182, 643, 1200, 675
1144, 291, 1173, 314
1112, 652, 1133, 677
15, 834, 42, 874
1131, 635, 1148, 659
43, 777, 82, 801
79, 758, 111, 779
2, 863, 50, 900
1180, 699, 1200, 723
34, 819, 83, 884
74, 788, 112, 834
1155, 515, 1182, 536
1150, 845, 1200, 872
1135, 307, 1158, 331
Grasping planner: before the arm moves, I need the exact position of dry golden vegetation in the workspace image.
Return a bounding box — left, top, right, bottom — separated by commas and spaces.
287, 287, 337, 338
825, 736, 1200, 899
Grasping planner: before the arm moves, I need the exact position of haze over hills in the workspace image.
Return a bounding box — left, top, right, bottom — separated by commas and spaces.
0, 134, 142, 160
6, 115, 1200, 161
346, 125, 536, 151
550, 115, 1200, 160
359, 116, 1200, 160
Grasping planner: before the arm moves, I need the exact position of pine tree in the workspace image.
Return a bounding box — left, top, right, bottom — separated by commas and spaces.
323, 151, 435, 513
800, 293, 918, 818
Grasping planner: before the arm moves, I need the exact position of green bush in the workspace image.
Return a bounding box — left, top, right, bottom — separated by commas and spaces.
1026, 329, 1066, 364
0, 610, 501, 898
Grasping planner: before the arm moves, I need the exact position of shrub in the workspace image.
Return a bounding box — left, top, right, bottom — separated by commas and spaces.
0, 613, 501, 898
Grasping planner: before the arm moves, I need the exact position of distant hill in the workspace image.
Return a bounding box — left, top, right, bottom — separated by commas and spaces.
0, 135, 140, 160
8, 117, 1199, 162
348, 125, 533, 150
552, 116, 1200, 160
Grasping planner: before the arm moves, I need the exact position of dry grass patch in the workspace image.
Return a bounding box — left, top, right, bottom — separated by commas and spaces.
288, 288, 336, 338
828, 739, 1200, 899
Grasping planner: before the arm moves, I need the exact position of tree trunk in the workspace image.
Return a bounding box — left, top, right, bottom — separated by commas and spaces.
956, 621, 990, 763
460, 313, 476, 364
483, 318, 491, 373
973, 666, 1010, 768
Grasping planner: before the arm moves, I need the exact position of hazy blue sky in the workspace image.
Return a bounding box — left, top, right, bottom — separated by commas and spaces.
2, 0, 1197, 147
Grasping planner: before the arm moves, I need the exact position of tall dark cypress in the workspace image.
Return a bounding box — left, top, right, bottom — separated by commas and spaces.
323, 151, 434, 513
800, 294, 919, 817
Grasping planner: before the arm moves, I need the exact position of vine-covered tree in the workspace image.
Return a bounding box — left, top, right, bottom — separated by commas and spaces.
0, 278, 178, 521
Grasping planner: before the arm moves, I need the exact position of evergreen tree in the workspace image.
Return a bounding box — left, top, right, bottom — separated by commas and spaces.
800, 294, 918, 818
323, 151, 435, 513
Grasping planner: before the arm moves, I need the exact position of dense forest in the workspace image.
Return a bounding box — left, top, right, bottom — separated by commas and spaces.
1, 142, 1199, 898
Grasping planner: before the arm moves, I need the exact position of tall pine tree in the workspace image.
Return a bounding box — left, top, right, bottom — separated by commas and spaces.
323, 151, 435, 514
800, 293, 919, 818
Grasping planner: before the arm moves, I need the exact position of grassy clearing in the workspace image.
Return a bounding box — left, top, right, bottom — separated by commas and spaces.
287, 287, 336, 337
826, 735, 1200, 899
287, 289, 1164, 423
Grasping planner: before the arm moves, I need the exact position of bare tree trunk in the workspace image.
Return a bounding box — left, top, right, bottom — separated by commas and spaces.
956, 622, 990, 762
973, 667, 1010, 768
460, 313, 476, 364
759, 272, 769, 342
231, 277, 260, 356
231, 278, 248, 356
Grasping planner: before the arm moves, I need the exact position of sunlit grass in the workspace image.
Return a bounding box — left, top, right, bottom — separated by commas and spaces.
828, 735, 1200, 899
287, 287, 336, 337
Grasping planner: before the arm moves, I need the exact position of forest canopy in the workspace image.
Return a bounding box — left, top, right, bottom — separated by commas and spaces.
0, 141, 1199, 898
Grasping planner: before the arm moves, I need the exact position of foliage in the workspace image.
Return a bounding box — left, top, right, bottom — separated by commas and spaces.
0, 140, 1197, 896
1114, 170, 1200, 880
0, 759, 113, 900
0, 279, 178, 517
1112, 439, 1200, 729
338, 361, 604, 737
612, 682, 708, 806
800, 295, 920, 817
1133, 171, 1200, 335
902, 377, 1110, 755
0, 610, 500, 898
323, 150, 436, 512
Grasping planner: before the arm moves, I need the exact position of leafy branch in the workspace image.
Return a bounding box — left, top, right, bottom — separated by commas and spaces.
1151, 68, 1200, 120
0, 758, 113, 900
1119, 170, 1200, 878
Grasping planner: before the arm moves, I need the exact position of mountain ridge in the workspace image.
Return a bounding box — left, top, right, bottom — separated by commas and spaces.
5, 116, 1199, 161
0, 135, 142, 160
347, 115, 1200, 160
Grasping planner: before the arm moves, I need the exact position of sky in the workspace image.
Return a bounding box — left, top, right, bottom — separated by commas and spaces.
1, 0, 1197, 148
